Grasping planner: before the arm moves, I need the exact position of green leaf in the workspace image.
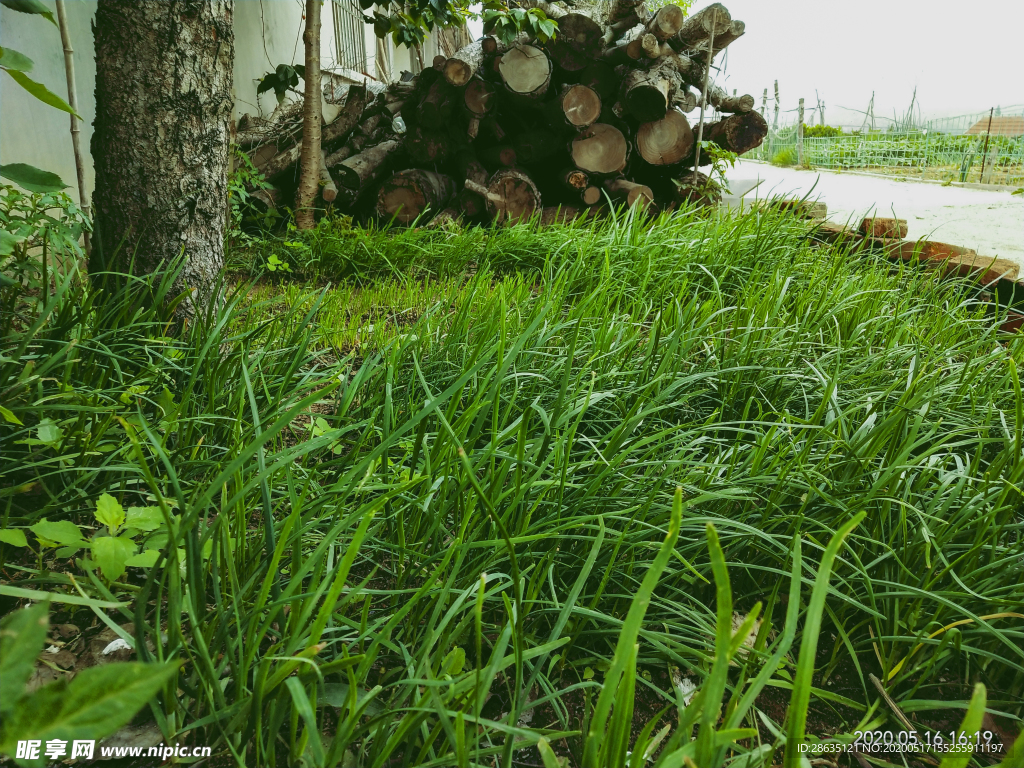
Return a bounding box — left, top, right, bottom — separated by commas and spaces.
0, 661, 179, 753
0, 0, 57, 25
0, 404, 23, 424
92, 536, 137, 581
0, 162, 69, 194
0, 45, 34, 72
125, 506, 165, 533
3, 70, 81, 119
95, 493, 125, 535
0, 529, 29, 547
0, 585, 123, 609
938, 683, 987, 768
0, 229, 25, 257
36, 417, 63, 446
29, 519, 85, 546
0, 600, 48, 716
124, 549, 161, 568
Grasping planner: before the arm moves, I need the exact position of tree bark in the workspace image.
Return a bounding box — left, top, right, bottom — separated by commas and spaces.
444, 39, 486, 87
377, 169, 456, 225
704, 110, 768, 155
92, 0, 234, 309
604, 178, 654, 207
673, 2, 731, 52
546, 13, 606, 71
403, 125, 453, 165
643, 5, 684, 41
336, 140, 401, 194
255, 87, 366, 180
295, 0, 322, 229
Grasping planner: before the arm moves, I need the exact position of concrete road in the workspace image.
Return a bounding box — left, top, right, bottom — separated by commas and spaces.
724, 160, 1024, 270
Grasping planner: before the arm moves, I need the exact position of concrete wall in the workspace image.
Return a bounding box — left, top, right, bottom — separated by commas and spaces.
0, 0, 425, 207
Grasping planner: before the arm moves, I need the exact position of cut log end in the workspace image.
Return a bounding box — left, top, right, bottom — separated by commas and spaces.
571, 123, 629, 175
486, 168, 542, 224
562, 84, 603, 128
499, 45, 552, 99
637, 109, 693, 166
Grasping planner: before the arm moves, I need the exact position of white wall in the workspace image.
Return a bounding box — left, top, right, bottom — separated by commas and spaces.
0, 0, 418, 207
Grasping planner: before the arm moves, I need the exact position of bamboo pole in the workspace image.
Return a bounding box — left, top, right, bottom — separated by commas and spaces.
55, 0, 91, 255
691, 8, 718, 183
797, 97, 804, 167
978, 107, 994, 183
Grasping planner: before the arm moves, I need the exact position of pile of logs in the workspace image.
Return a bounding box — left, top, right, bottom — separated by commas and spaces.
237, 0, 767, 227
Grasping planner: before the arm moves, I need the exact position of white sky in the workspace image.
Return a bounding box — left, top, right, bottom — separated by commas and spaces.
709, 0, 1024, 128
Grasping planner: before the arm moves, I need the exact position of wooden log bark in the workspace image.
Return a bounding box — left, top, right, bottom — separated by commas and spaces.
426, 206, 462, 228
403, 125, 453, 165
498, 45, 552, 101
444, 39, 486, 86
457, 158, 490, 218
716, 93, 755, 113
643, 4, 684, 41
571, 123, 629, 175
377, 169, 456, 224
672, 170, 721, 208
545, 84, 603, 130
319, 150, 338, 202
579, 62, 618, 103
636, 108, 693, 165
478, 144, 518, 169
712, 19, 744, 56
336, 139, 401, 193
704, 110, 768, 155
621, 59, 685, 122
604, 178, 654, 207
256, 85, 366, 180
513, 130, 560, 163
324, 145, 353, 168
418, 79, 455, 129
546, 13, 606, 72
673, 3, 732, 52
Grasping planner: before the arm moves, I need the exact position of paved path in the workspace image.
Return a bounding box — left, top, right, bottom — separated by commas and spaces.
725, 160, 1024, 270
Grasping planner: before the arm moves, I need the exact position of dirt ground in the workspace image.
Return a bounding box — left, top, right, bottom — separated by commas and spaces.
725, 160, 1024, 271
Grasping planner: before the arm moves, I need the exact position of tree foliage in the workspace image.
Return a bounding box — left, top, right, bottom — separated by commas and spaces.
365, 0, 558, 48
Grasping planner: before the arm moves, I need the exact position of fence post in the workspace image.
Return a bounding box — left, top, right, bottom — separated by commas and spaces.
978, 107, 994, 183
921, 130, 929, 180
797, 98, 805, 167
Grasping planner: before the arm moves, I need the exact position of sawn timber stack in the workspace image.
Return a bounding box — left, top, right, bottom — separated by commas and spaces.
239, 1, 766, 227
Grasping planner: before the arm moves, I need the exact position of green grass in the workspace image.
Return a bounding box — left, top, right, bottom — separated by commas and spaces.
3, 206, 1023, 767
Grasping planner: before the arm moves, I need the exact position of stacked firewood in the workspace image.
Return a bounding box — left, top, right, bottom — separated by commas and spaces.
238, 0, 767, 226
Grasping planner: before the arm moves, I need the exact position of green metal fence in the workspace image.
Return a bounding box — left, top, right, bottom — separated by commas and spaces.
750, 127, 1024, 186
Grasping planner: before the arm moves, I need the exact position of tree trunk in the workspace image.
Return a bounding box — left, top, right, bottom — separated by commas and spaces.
570, 123, 629, 175
295, 0, 322, 229
621, 59, 685, 122
673, 3, 732, 52
457, 158, 489, 218
604, 178, 653, 207
636, 109, 693, 165
546, 13, 606, 71
643, 5, 684, 41
444, 39, 486, 87
92, 0, 234, 308
705, 110, 768, 155
377, 169, 456, 225
716, 92, 755, 114
336, 140, 401, 194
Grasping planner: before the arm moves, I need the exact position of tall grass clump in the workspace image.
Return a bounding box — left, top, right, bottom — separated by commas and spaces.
2, 205, 1022, 767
